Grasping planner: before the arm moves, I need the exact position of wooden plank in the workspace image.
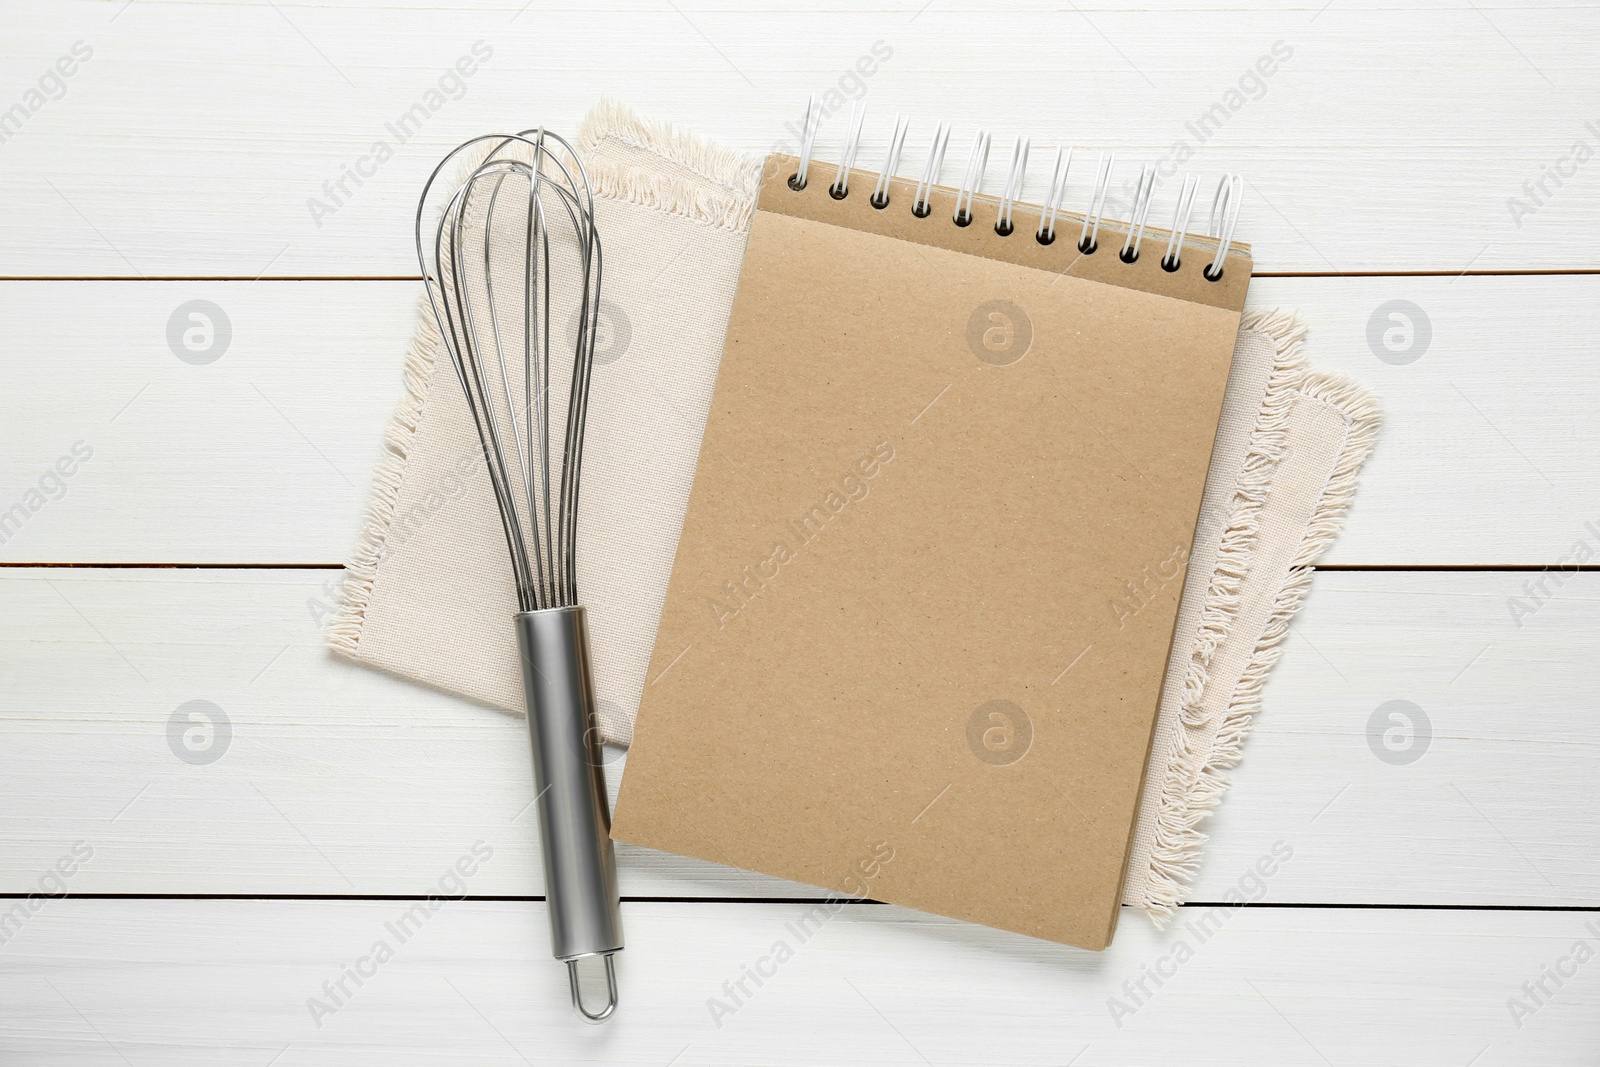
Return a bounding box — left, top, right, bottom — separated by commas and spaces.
3, 275, 1597, 566
2, 2, 1598, 274
0, 280, 411, 565
1272, 274, 1600, 566
2, 567, 1595, 905
1, 899, 1594, 1063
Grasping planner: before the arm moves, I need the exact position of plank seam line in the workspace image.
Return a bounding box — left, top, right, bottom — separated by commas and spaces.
7, 563, 1597, 574
4, 895, 1595, 912
4, 269, 1600, 282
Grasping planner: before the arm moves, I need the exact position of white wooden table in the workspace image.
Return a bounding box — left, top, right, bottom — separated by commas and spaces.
3, 2, 1597, 1063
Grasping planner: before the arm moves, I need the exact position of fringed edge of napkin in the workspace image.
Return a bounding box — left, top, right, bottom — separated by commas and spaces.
579, 99, 761, 233
327, 294, 443, 660
1137, 309, 1383, 921
329, 102, 760, 663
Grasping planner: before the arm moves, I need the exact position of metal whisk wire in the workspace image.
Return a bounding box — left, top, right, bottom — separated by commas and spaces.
414, 130, 603, 614
415, 129, 624, 1023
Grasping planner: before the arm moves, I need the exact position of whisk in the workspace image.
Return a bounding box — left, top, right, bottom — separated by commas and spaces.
415, 130, 622, 1022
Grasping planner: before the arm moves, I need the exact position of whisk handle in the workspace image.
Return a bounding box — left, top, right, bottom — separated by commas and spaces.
514, 606, 624, 1012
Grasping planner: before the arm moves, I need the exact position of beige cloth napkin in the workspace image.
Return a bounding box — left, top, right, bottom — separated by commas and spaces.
330, 102, 1381, 920
1123, 316, 1381, 917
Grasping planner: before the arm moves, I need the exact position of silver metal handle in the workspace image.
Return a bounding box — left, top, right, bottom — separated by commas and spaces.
514, 605, 623, 1022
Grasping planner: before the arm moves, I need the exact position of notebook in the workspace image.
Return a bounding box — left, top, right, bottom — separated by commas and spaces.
612, 114, 1253, 951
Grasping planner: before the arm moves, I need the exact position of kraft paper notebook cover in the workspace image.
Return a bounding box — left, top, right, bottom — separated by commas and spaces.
612, 141, 1253, 951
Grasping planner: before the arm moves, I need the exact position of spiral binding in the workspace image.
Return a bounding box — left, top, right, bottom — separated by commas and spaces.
911, 122, 950, 218
786, 96, 1245, 280
870, 114, 910, 209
